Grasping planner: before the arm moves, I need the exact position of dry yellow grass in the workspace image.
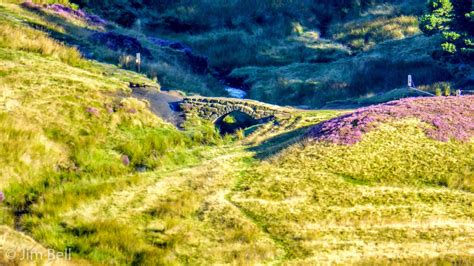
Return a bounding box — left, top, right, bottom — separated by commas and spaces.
331, 15, 421, 50
230, 119, 474, 264
0, 19, 83, 66
59, 147, 283, 264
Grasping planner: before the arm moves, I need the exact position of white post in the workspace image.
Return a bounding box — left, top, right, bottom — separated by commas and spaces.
136, 53, 141, 73
408, 74, 413, 88
407, 74, 435, 96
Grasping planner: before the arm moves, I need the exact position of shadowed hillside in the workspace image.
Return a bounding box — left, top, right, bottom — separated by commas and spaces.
69, 0, 468, 108
6, 0, 467, 108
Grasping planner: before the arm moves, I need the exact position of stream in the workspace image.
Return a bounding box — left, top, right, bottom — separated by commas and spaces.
224, 87, 247, 99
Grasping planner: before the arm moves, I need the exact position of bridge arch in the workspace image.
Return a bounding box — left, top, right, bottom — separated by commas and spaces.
209, 104, 271, 123
180, 97, 291, 124
214, 110, 261, 134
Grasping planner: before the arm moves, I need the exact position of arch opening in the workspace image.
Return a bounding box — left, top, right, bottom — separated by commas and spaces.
215, 111, 260, 134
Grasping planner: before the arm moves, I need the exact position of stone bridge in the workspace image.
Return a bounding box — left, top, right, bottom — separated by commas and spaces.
180, 97, 293, 123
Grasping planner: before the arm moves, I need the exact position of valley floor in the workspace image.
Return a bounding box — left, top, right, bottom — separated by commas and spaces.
4, 134, 473, 265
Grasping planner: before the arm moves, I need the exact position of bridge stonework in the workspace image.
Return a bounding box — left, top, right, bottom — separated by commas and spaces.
180, 97, 292, 123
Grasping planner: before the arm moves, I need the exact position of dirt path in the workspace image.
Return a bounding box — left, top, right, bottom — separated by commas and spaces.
60, 146, 284, 264
131, 87, 184, 127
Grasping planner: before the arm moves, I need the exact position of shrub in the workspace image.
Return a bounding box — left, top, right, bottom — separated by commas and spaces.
441, 42, 456, 53
235, 129, 245, 140
420, 0, 474, 60
222, 115, 237, 124
443, 87, 451, 96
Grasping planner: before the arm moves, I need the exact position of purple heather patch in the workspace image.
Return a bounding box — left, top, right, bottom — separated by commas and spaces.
308, 96, 474, 145
46, 4, 107, 26
23, 1, 106, 26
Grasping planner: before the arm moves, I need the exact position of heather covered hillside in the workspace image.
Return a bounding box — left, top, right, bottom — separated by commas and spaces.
232, 113, 474, 264
308, 96, 474, 145
0, 0, 473, 265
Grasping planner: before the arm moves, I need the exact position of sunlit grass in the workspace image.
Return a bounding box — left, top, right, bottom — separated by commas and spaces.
0, 7, 222, 264
0, 17, 84, 67
331, 15, 420, 51
231, 118, 474, 263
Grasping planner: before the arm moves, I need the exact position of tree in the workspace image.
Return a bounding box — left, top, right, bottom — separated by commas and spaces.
420, 0, 473, 60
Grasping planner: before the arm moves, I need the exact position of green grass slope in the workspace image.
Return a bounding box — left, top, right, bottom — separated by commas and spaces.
0, 1, 223, 96
0, 5, 224, 264
231, 117, 474, 264
0, 14, 218, 188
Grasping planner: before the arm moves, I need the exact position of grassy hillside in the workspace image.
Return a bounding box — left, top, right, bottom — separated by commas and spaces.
152, 0, 447, 108
230, 97, 474, 264
151, 0, 458, 108
0, 7, 222, 188
232, 121, 473, 264
229, 31, 454, 108
0, 1, 473, 265
0, 3, 224, 263
0, 0, 224, 96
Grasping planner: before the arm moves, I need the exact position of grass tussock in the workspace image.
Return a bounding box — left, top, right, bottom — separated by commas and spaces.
0, 18, 84, 67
